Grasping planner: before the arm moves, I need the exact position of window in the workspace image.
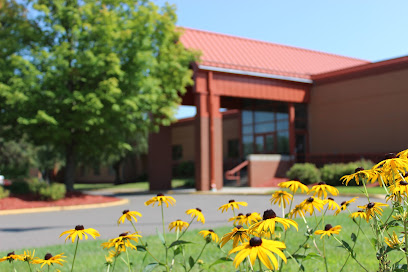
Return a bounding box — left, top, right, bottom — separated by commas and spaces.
93, 165, 100, 176
172, 145, 183, 161
227, 139, 240, 158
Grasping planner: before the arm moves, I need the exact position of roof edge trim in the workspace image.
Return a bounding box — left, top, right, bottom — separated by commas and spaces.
198, 65, 313, 84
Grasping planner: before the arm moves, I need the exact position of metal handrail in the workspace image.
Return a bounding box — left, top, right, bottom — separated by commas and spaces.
225, 160, 249, 185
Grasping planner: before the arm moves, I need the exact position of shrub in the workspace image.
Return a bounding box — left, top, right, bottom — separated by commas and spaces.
38, 183, 66, 201
286, 163, 321, 185
8, 179, 30, 195
0, 186, 9, 199
320, 159, 374, 186
173, 161, 195, 178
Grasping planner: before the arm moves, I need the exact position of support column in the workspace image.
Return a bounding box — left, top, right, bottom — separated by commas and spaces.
289, 103, 296, 156
209, 94, 223, 191
148, 126, 172, 191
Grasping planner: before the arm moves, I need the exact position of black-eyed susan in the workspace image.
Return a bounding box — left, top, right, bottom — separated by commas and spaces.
315, 224, 341, 239
169, 220, 189, 232
219, 225, 250, 248
32, 253, 66, 268
0, 251, 23, 263
186, 208, 205, 224
270, 190, 293, 208
250, 209, 298, 235
334, 197, 358, 215
199, 229, 219, 242
350, 210, 367, 220
358, 202, 388, 222
340, 167, 377, 186
384, 231, 404, 248
144, 193, 176, 207
244, 212, 262, 226
229, 213, 245, 225
323, 197, 340, 211
59, 225, 100, 243
373, 154, 408, 184
389, 180, 408, 195
228, 237, 286, 270
288, 204, 305, 219
300, 197, 324, 215
278, 180, 309, 194
117, 209, 142, 225
308, 182, 339, 199
218, 199, 248, 213
101, 232, 141, 252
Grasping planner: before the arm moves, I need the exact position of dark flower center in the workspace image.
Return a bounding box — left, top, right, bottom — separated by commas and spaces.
229, 199, 235, 203
367, 202, 375, 209
307, 197, 314, 203
340, 201, 346, 206
119, 232, 128, 237
263, 209, 277, 220
358, 210, 364, 213
122, 209, 129, 214
249, 237, 262, 247
401, 181, 408, 186
157, 193, 164, 196
75, 225, 84, 231
196, 208, 202, 212
318, 182, 326, 185
44, 253, 52, 260
328, 197, 334, 201
385, 153, 397, 160
355, 167, 364, 173
324, 224, 333, 231
208, 229, 214, 233
7, 252, 14, 257
238, 213, 243, 216
246, 213, 252, 217
404, 172, 408, 178
236, 225, 243, 229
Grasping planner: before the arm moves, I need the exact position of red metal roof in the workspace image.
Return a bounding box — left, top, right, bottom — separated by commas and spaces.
179, 27, 369, 80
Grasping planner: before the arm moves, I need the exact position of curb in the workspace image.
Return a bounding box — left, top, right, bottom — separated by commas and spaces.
0, 198, 129, 216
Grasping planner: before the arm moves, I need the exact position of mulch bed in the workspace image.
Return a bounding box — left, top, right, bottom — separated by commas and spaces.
0, 192, 120, 210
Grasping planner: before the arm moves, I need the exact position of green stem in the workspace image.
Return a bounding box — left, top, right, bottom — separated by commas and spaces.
187, 242, 208, 272
333, 236, 368, 272
361, 179, 370, 202
112, 255, 117, 272
26, 261, 32, 272
71, 238, 79, 272
161, 204, 169, 269
177, 217, 195, 241
322, 238, 329, 272
125, 249, 131, 272
339, 217, 361, 271
258, 257, 263, 272
246, 256, 254, 271
404, 219, 408, 267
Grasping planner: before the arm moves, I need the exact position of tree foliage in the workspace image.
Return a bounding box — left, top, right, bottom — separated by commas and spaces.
0, 0, 197, 190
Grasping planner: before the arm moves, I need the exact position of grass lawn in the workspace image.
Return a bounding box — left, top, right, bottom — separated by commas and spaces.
1, 209, 402, 272
73, 178, 194, 191
269, 186, 387, 197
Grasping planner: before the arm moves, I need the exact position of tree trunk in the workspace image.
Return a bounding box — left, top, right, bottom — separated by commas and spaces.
113, 158, 124, 185
64, 142, 76, 192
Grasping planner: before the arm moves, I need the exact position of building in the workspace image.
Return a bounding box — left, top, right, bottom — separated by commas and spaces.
77, 28, 408, 191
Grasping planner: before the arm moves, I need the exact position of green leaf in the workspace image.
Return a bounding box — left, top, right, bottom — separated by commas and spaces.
156, 228, 166, 245
137, 245, 147, 252
209, 257, 232, 268
351, 233, 357, 242
142, 263, 159, 272
169, 240, 192, 248
304, 252, 322, 261
341, 240, 353, 252
188, 256, 195, 269
173, 246, 182, 256
275, 226, 283, 232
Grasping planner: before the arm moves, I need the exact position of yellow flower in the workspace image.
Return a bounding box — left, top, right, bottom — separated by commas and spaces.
341, 167, 375, 186
373, 154, 408, 184
385, 231, 404, 248
288, 204, 305, 219
229, 213, 246, 225
389, 180, 408, 196
244, 212, 262, 226
315, 224, 341, 239
278, 180, 309, 193
219, 225, 250, 248
270, 190, 293, 208
145, 193, 176, 207
218, 199, 248, 213
397, 149, 408, 159
101, 232, 141, 252
0, 251, 24, 263
300, 197, 324, 215
228, 237, 286, 270
32, 253, 66, 268
249, 209, 298, 234
308, 182, 339, 199
358, 202, 388, 222
21, 250, 35, 263
199, 229, 219, 242
334, 197, 358, 215
59, 225, 100, 243
169, 220, 189, 232
350, 210, 367, 220
186, 208, 205, 224
323, 197, 340, 211
117, 209, 142, 225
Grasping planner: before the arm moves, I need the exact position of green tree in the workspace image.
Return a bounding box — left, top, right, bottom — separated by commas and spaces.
1, 0, 196, 191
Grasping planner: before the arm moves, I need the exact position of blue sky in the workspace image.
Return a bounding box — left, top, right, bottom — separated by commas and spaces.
156, 1, 408, 118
